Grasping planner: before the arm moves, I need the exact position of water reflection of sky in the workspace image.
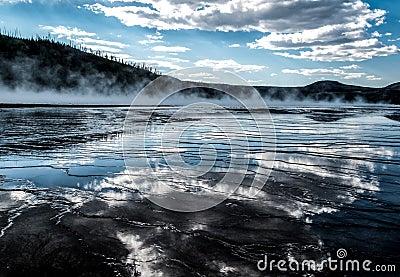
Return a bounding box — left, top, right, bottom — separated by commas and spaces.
0, 107, 399, 220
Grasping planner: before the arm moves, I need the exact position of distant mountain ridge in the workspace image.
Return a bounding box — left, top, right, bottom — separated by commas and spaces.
385, 82, 400, 90
0, 34, 399, 104
255, 80, 400, 104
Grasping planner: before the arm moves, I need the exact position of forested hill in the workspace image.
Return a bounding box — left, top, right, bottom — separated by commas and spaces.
0, 33, 158, 95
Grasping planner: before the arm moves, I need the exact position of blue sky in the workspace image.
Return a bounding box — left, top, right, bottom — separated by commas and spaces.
0, 0, 399, 86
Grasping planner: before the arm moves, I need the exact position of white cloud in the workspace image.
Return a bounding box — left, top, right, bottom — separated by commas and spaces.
248, 23, 367, 51
83, 3, 190, 30
74, 37, 128, 48
185, 72, 218, 81
139, 33, 164, 45
168, 57, 189, 63
129, 54, 190, 71
82, 1, 398, 62
343, 73, 367, 79
366, 75, 382, 81
274, 39, 398, 62
83, 0, 386, 33
0, 0, 32, 4
147, 55, 189, 63
248, 79, 263, 84
371, 31, 382, 38
243, 1, 398, 62
340, 64, 360, 70
152, 45, 190, 53
188, 72, 215, 78
282, 68, 366, 80
194, 59, 266, 72
270, 73, 278, 77
228, 44, 240, 48
251, 31, 398, 62
40, 25, 96, 39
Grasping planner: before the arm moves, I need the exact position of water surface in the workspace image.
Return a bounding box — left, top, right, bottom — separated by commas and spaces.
0, 106, 399, 276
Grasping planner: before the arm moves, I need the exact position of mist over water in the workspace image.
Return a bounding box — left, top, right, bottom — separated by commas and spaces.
1, 87, 393, 106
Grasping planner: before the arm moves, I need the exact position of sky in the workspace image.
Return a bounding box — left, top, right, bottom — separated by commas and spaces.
0, 0, 399, 87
